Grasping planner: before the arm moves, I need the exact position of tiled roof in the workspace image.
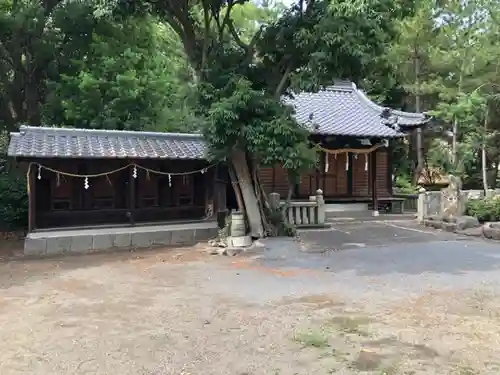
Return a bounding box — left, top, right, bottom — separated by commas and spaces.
283, 81, 429, 138
8, 126, 206, 160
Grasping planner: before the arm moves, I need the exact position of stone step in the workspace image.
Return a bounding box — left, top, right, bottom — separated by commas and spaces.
326, 212, 416, 223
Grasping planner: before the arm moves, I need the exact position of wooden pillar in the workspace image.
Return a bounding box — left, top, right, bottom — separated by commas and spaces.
271, 165, 276, 192
371, 151, 378, 216
386, 142, 394, 196
28, 163, 36, 232
347, 153, 353, 196
129, 164, 136, 210
316, 152, 321, 192
206, 164, 216, 218
214, 165, 228, 228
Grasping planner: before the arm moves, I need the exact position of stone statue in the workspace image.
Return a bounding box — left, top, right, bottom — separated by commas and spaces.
441, 174, 463, 219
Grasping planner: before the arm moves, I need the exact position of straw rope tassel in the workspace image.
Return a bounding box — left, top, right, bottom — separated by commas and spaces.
365, 154, 368, 171
345, 152, 349, 171
26, 163, 31, 195
324, 152, 329, 172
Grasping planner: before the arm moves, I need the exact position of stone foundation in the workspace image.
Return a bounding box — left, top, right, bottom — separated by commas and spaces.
423, 215, 479, 232
24, 221, 219, 257
482, 222, 500, 240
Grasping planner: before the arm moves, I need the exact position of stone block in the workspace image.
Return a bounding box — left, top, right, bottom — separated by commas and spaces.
170, 229, 195, 245
131, 232, 153, 248
424, 219, 443, 230
69, 235, 93, 253
149, 231, 172, 246
483, 222, 500, 240
226, 247, 243, 256
113, 233, 131, 248
455, 215, 480, 230
93, 234, 114, 251
46, 236, 71, 255
194, 228, 217, 242
229, 235, 252, 247
442, 222, 457, 232
24, 238, 47, 256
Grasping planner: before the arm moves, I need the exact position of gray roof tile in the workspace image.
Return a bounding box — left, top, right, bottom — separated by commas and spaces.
283, 81, 428, 138
8, 84, 428, 159
8, 126, 206, 160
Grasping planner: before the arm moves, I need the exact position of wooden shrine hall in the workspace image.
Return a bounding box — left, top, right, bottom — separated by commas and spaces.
259, 81, 429, 212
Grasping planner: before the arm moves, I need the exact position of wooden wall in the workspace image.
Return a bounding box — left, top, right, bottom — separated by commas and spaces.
259, 149, 391, 199
26, 158, 217, 230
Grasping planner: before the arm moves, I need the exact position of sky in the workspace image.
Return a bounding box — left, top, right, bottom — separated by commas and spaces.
254, 0, 297, 6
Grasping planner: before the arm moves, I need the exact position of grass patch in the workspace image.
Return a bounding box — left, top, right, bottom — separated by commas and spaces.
330, 315, 371, 336
377, 363, 400, 375
294, 330, 329, 348
455, 366, 479, 375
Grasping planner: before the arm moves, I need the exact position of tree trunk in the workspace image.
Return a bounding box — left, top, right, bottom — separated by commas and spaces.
482, 106, 489, 194
452, 118, 458, 167
231, 149, 264, 238
228, 164, 245, 212
412, 54, 424, 185
452, 73, 464, 168
482, 146, 488, 193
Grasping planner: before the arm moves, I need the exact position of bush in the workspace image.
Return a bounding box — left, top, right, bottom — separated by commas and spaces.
0, 173, 28, 230
465, 197, 500, 222
394, 175, 418, 194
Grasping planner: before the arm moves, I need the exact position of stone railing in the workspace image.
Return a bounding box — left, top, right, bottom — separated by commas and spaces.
394, 193, 418, 211
417, 190, 442, 221
269, 190, 326, 228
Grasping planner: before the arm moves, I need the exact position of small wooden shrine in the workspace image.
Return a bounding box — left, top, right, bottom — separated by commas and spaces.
8, 126, 227, 231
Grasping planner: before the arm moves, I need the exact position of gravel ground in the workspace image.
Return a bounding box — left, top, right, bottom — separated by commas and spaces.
1, 220, 500, 375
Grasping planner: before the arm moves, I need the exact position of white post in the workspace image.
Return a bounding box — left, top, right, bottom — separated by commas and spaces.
316, 189, 325, 225
417, 187, 426, 223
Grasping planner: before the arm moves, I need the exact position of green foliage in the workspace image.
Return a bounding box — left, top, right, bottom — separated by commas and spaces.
394, 175, 418, 194
466, 197, 500, 222
201, 74, 316, 171
0, 172, 28, 230
0, 0, 101, 127
44, 17, 187, 131
258, 0, 410, 92
386, 0, 500, 188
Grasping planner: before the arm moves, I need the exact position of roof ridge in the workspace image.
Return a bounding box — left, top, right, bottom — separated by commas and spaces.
353, 88, 425, 119
18, 125, 203, 139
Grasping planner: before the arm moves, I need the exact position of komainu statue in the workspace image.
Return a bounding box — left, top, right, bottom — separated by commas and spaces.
441, 174, 463, 219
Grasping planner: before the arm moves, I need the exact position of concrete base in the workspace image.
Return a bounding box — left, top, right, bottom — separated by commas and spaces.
24, 221, 219, 257
228, 235, 252, 248
324, 203, 369, 212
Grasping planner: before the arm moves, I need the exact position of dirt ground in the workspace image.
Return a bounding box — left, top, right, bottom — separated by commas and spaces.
1, 222, 500, 375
